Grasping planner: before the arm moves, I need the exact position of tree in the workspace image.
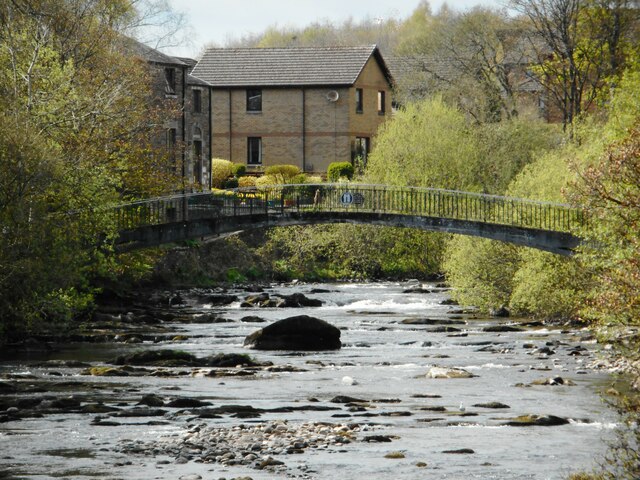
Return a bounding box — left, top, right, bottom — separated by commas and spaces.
412, 8, 528, 122
365, 96, 561, 193
575, 121, 640, 326
0, 0, 179, 338
509, 0, 639, 129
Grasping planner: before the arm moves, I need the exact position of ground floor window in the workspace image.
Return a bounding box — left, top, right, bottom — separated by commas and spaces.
353, 136, 370, 169
248, 137, 262, 165
193, 140, 202, 184
166, 128, 177, 169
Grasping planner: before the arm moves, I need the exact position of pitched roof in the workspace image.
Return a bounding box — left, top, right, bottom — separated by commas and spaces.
191, 45, 393, 88
187, 73, 212, 87
121, 37, 186, 66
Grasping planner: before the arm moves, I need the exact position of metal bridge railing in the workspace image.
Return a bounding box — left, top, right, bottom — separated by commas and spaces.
111, 184, 586, 234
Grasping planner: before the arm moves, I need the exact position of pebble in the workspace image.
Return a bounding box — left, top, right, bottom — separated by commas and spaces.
118, 420, 364, 472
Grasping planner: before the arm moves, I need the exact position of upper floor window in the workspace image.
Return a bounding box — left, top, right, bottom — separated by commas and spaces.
378, 91, 386, 115
193, 89, 202, 113
355, 88, 363, 114
247, 89, 262, 112
248, 137, 262, 165
165, 68, 176, 95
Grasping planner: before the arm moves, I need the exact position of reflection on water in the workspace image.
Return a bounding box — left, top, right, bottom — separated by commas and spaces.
0, 282, 618, 479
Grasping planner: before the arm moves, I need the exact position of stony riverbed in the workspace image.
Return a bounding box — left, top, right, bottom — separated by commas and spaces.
0, 282, 623, 479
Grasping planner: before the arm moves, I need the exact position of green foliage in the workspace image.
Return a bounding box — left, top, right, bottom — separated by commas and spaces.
442, 142, 593, 317
568, 68, 640, 328
327, 162, 354, 182
226, 267, 247, 283
238, 176, 256, 188
574, 121, 640, 327
0, 0, 181, 340
442, 67, 640, 320
259, 225, 443, 281
224, 177, 239, 189
365, 97, 478, 190
211, 158, 234, 189
254, 164, 318, 190
509, 250, 590, 319
232, 164, 247, 177
365, 97, 561, 194
443, 236, 520, 312
264, 164, 302, 182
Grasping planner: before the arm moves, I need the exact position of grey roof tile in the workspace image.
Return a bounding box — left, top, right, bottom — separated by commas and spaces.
192, 45, 392, 87
121, 37, 186, 66
187, 73, 212, 87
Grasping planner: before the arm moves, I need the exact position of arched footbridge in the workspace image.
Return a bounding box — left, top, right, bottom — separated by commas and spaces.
112, 184, 586, 256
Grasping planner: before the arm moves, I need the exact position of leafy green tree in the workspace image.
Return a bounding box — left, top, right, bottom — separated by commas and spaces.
510, 0, 639, 129
365, 96, 561, 193
574, 121, 640, 326
364, 97, 479, 189
0, 0, 180, 339
443, 236, 521, 311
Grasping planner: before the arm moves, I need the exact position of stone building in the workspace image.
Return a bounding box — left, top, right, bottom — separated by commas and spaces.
126, 39, 213, 189
191, 45, 394, 173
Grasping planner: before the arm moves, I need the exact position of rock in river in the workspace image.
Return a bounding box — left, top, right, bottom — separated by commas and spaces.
425, 366, 476, 379
504, 414, 570, 427
244, 315, 341, 350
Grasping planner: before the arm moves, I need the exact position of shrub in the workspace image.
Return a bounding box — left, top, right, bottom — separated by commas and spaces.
442, 236, 520, 312
264, 164, 301, 183
211, 158, 234, 189
232, 164, 246, 177
238, 176, 256, 188
224, 177, 239, 189
327, 162, 354, 182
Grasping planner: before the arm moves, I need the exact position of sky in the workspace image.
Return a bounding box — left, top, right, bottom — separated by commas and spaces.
163, 0, 507, 58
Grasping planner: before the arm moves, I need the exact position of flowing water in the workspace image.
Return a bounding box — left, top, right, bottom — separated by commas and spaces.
0, 282, 618, 479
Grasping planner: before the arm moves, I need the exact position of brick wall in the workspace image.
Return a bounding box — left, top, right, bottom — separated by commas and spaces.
210, 56, 391, 174
349, 57, 391, 164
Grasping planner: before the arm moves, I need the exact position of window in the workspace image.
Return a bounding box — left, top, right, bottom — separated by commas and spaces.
193, 89, 202, 113
193, 140, 202, 184
354, 137, 370, 168
164, 68, 176, 95
247, 89, 262, 112
247, 137, 262, 165
378, 90, 386, 115
166, 128, 177, 168
355, 88, 363, 113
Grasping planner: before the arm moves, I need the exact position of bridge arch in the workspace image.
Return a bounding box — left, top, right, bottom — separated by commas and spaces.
112, 184, 584, 256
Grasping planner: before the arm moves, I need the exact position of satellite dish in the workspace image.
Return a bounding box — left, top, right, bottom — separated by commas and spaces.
326, 90, 339, 102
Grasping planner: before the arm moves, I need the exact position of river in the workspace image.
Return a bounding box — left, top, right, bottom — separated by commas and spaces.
0, 282, 618, 479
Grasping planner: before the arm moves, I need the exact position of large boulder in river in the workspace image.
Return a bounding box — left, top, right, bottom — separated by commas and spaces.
244, 315, 341, 350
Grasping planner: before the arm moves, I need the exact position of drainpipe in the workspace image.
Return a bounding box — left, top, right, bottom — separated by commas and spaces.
302, 88, 306, 172
228, 89, 233, 162
181, 66, 188, 220
208, 87, 212, 189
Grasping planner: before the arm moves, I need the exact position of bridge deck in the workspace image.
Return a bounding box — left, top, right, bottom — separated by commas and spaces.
111, 184, 586, 255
